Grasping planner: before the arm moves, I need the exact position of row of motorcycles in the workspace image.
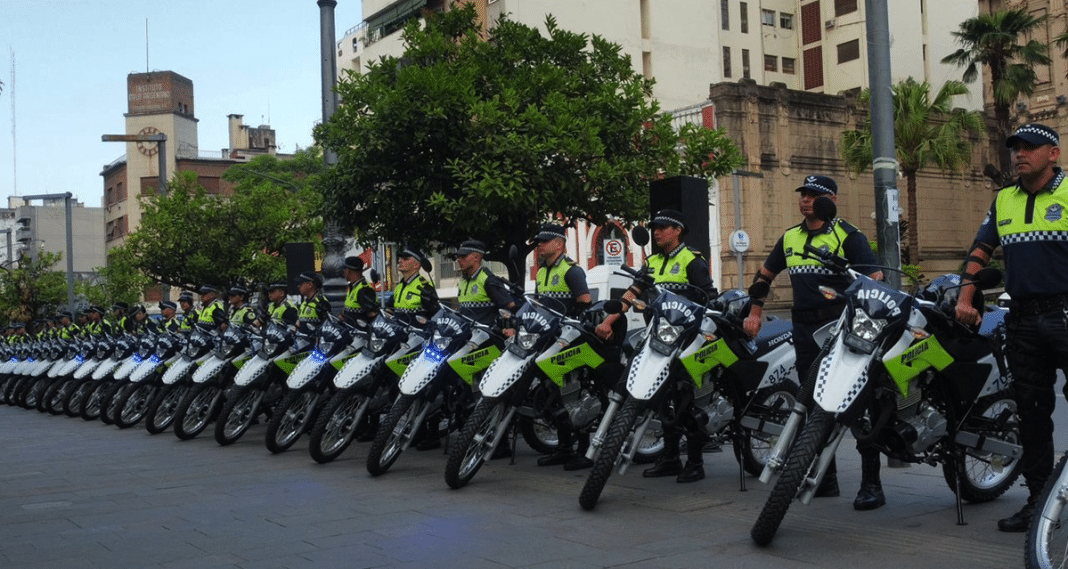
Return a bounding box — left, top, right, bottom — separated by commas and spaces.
0, 214, 1028, 553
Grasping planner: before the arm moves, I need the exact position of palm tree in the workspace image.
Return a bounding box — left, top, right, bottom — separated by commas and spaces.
941, 9, 1050, 185
841, 78, 983, 263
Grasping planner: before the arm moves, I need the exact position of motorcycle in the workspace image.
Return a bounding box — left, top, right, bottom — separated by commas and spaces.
577, 265, 800, 510
749, 204, 1022, 545
264, 315, 363, 453
80, 333, 139, 421
214, 321, 311, 446
172, 324, 254, 440
143, 324, 215, 434
307, 312, 426, 464
1026, 441, 1068, 568
62, 333, 117, 418
365, 304, 502, 476
112, 330, 185, 429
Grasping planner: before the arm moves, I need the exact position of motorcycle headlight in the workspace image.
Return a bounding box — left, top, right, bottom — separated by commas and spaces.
263, 340, 278, 355
370, 336, 387, 353
517, 328, 539, 351
318, 340, 336, 355
432, 331, 450, 352
850, 308, 886, 342
655, 321, 683, 345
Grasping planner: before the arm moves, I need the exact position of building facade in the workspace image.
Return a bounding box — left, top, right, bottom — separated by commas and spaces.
11, 197, 106, 276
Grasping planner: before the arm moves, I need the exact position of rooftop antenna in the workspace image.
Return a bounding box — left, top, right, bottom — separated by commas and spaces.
10, 49, 16, 197
145, 18, 149, 72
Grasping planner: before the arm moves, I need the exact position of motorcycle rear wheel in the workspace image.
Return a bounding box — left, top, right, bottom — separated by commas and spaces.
578, 398, 642, 511
175, 384, 223, 440
214, 386, 264, 446
308, 389, 367, 464
751, 409, 836, 546
942, 393, 1023, 503
366, 395, 422, 476
1026, 453, 1068, 569
736, 384, 799, 477
266, 388, 320, 453
115, 383, 156, 428
445, 398, 507, 489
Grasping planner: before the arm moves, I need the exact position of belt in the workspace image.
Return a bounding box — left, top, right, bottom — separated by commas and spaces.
1011, 294, 1068, 316
792, 304, 845, 324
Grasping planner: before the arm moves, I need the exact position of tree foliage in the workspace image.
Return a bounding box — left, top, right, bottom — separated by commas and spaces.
116, 150, 325, 290
75, 247, 152, 309
0, 251, 68, 323
942, 9, 1050, 183
315, 5, 743, 271
842, 78, 983, 264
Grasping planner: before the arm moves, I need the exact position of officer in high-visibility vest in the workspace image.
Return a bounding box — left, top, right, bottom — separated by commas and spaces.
596, 209, 717, 483
342, 256, 377, 324
196, 285, 227, 331
158, 301, 181, 333
453, 239, 516, 326
265, 281, 298, 328
177, 291, 197, 332
295, 271, 331, 334
956, 123, 1068, 532
385, 247, 438, 325
226, 285, 257, 329
743, 174, 883, 508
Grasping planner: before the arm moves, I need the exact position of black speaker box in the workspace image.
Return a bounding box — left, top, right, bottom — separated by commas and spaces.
284, 242, 316, 296
649, 176, 711, 259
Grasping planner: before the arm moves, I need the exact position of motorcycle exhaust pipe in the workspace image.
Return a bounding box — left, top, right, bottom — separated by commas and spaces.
586, 391, 625, 460
758, 400, 809, 484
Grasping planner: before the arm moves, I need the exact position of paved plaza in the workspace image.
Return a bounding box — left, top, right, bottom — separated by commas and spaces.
0, 405, 1034, 569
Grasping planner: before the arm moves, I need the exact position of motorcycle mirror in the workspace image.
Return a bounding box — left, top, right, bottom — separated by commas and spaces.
631, 226, 650, 247
508, 244, 520, 262
420, 257, 433, 273
813, 196, 837, 222
369, 269, 381, 285
602, 300, 624, 315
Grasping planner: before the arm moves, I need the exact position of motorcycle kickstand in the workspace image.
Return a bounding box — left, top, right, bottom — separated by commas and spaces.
509, 421, 518, 466
736, 434, 747, 492
953, 453, 967, 526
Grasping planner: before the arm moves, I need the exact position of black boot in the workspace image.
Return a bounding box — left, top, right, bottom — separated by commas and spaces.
564, 433, 594, 471
643, 433, 682, 477
676, 436, 706, 483
853, 450, 886, 511
998, 497, 1038, 532
815, 458, 840, 498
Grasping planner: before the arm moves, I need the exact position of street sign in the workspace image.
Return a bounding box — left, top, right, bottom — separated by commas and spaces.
603, 239, 625, 266
729, 230, 750, 253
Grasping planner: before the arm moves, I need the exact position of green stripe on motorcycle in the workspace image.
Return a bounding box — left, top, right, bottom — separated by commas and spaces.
274, 352, 310, 375
331, 353, 357, 371
535, 342, 605, 387
386, 351, 420, 378
883, 335, 955, 396
449, 345, 502, 386
679, 338, 738, 387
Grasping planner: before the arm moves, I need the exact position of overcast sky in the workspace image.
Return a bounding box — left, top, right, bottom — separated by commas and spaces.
1, 0, 365, 206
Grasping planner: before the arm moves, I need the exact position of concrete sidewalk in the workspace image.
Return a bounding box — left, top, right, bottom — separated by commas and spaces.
0, 406, 1029, 569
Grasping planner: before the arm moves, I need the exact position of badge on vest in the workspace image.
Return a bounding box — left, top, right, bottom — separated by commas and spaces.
670, 262, 681, 275
471, 283, 479, 295
551, 275, 560, 286
998, 219, 1012, 227
1047, 204, 1063, 222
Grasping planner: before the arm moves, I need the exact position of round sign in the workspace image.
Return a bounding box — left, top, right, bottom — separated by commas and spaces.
605, 240, 624, 256
729, 230, 750, 253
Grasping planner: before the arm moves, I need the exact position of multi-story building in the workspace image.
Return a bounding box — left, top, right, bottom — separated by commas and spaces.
10, 196, 105, 277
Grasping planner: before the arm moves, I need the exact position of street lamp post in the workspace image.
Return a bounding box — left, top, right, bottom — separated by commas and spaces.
317, 0, 349, 313
21, 192, 76, 312
101, 133, 168, 195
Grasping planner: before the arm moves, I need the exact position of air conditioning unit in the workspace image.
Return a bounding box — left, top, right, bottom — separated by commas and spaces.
825, 19, 836, 29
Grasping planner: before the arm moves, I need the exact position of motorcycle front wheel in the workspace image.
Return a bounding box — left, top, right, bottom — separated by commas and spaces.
942, 392, 1023, 503
99, 381, 129, 425
750, 409, 836, 546
265, 388, 320, 454
43, 378, 73, 415
145, 384, 187, 435
308, 389, 367, 464
214, 386, 265, 446
174, 384, 223, 440
63, 380, 92, 417
80, 381, 110, 421
366, 395, 423, 476
578, 398, 642, 511
445, 399, 508, 489
736, 384, 799, 477
1026, 453, 1068, 569
115, 383, 156, 428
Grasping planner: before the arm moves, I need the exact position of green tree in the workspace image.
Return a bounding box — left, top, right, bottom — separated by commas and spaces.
315, 5, 743, 279
941, 9, 1050, 184
0, 251, 68, 323
117, 150, 325, 290
842, 78, 983, 264
75, 247, 152, 309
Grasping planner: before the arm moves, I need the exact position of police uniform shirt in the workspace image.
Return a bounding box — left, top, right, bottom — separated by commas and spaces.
764, 218, 878, 312
269, 300, 299, 327
535, 255, 589, 316
197, 300, 227, 330
297, 294, 331, 333
387, 274, 439, 323
344, 279, 377, 321
642, 243, 717, 303
973, 167, 1068, 299
458, 266, 514, 325
229, 304, 257, 327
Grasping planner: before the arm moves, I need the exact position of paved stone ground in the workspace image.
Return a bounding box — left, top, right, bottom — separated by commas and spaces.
0, 404, 1036, 569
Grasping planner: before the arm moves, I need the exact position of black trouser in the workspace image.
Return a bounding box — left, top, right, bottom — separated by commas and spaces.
1005, 307, 1068, 497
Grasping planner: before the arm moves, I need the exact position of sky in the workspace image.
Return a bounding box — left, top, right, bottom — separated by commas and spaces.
1, 0, 366, 207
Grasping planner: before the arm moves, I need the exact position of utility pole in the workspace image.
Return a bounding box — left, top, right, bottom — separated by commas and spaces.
865, 0, 901, 289
318, 0, 349, 313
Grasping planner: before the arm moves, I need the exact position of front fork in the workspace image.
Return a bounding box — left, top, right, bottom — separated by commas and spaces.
586, 390, 626, 460
617, 410, 657, 476
759, 400, 809, 485
797, 423, 848, 505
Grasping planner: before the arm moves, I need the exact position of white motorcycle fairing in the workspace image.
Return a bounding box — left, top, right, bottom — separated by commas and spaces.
113, 355, 144, 381
193, 354, 231, 384
478, 349, 535, 398
72, 358, 102, 380
287, 349, 329, 389
332, 351, 382, 390
161, 353, 210, 385
92, 357, 122, 381
232, 353, 277, 387
812, 320, 916, 414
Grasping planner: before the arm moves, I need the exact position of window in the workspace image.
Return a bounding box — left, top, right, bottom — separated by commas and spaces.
801, 2, 821, 45
835, 0, 857, 17
721, 0, 729, 30
740, 2, 749, 33
837, 39, 860, 63
782, 57, 796, 74
804, 46, 824, 89
742, 49, 751, 79
761, 9, 775, 26
723, 46, 732, 78
780, 12, 794, 29
765, 54, 778, 72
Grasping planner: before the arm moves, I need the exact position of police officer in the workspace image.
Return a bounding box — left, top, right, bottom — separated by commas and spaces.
110, 302, 129, 335
527, 223, 598, 470
743, 174, 884, 507
57, 311, 80, 339
196, 285, 227, 331
956, 123, 1068, 532
595, 209, 717, 483
127, 304, 149, 333
84, 307, 106, 336
158, 301, 181, 333
226, 285, 257, 328
265, 281, 299, 328
453, 239, 516, 325
295, 271, 331, 334
342, 256, 378, 324
177, 291, 197, 332
385, 247, 439, 324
